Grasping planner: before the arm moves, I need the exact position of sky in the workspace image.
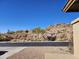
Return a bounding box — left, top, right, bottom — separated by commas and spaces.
0, 0, 79, 33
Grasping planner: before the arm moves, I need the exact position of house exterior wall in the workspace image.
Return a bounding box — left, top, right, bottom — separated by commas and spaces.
72, 20, 79, 58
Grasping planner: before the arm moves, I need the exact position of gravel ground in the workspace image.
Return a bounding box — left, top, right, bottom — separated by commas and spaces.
3, 47, 72, 59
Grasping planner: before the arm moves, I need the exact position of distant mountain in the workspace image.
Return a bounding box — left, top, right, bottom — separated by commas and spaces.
0, 23, 73, 42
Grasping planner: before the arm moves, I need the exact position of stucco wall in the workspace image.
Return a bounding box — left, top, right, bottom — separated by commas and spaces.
73, 22, 79, 57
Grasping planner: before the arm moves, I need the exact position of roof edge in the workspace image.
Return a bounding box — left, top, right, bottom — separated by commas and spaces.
71, 18, 79, 25
63, 0, 76, 12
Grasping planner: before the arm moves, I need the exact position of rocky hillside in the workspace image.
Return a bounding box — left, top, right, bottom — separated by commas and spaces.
46, 23, 73, 41
0, 23, 73, 42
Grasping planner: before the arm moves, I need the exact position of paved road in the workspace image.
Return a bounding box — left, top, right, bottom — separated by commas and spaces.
0, 42, 70, 47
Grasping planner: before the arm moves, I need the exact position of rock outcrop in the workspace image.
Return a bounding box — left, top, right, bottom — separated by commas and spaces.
0, 23, 73, 42
46, 23, 73, 41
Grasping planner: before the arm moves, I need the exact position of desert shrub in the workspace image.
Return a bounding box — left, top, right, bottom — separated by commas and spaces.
0, 35, 6, 41
32, 27, 45, 34
8, 31, 15, 34
7, 30, 15, 34
16, 30, 24, 33
25, 30, 29, 33
47, 36, 56, 41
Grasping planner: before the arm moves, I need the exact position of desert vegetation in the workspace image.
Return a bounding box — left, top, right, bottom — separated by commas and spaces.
0, 23, 73, 42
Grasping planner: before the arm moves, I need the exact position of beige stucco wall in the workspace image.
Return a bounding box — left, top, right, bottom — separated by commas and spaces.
72, 21, 79, 58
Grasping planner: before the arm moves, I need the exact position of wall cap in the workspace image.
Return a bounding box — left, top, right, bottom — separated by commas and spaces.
71, 18, 79, 25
